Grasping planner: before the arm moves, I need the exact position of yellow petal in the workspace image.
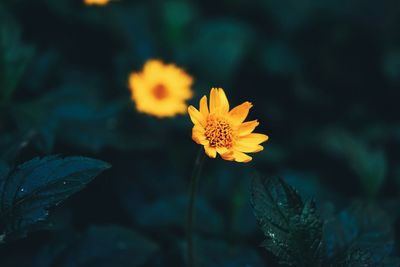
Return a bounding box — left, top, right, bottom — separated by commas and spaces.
84, 0, 110, 6
229, 102, 252, 125
188, 106, 206, 127
192, 126, 207, 145
143, 59, 164, 77
199, 95, 209, 117
220, 151, 234, 161
209, 88, 220, 113
193, 125, 205, 134
216, 146, 229, 155
218, 88, 229, 113
238, 133, 269, 145
232, 151, 252, 163
238, 120, 259, 136
233, 142, 264, 153
204, 145, 217, 158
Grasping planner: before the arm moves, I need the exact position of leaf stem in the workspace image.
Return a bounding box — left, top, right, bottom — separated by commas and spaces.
186, 148, 206, 267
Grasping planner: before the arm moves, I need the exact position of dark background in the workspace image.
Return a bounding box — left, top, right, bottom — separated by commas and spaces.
0, 0, 400, 266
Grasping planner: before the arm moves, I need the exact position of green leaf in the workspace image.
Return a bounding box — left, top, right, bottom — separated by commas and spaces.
11, 83, 106, 153
11, 84, 152, 153
0, 20, 34, 104
162, 0, 197, 46
323, 204, 400, 267
58, 225, 158, 267
0, 156, 111, 241
251, 176, 323, 267
182, 20, 254, 83
320, 129, 387, 197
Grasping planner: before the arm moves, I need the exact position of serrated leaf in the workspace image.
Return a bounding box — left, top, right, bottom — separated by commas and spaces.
0, 156, 110, 241
324, 204, 400, 267
58, 225, 158, 267
251, 176, 323, 266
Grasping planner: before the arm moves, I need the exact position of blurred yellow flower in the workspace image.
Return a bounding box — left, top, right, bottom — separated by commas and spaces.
188, 88, 268, 163
84, 0, 110, 6
129, 59, 193, 118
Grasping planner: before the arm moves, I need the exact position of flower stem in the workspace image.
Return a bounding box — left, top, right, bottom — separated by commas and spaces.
186, 149, 206, 267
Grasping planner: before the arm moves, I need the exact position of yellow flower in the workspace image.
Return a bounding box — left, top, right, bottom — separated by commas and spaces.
129, 59, 193, 118
84, 0, 110, 6
188, 88, 268, 163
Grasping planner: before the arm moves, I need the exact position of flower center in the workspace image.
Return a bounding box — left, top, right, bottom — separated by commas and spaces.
204, 117, 234, 148
152, 84, 168, 100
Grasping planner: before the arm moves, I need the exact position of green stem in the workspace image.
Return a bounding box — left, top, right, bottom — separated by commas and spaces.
186, 149, 206, 267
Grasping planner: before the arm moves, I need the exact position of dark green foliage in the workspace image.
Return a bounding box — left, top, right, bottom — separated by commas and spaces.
195, 237, 264, 267
134, 194, 224, 234
25, 225, 158, 267
6, 81, 163, 155
56, 225, 158, 267
0, 12, 34, 104
320, 129, 387, 198
251, 176, 323, 266
0, 156, 110, 241
10, 84, 132, 154
0, 0, 399, 266
324, 205, 400, 267
251, 176, 400, 267
182, 20, 254, 83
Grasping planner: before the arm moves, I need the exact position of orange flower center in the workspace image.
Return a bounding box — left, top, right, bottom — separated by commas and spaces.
152, 84, 168, 100
204, 117, 234, 148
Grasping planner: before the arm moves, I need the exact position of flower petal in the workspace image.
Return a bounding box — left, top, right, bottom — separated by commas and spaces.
238, 120, 259, 136
192, 126, 207, 145
233, 142, 264, 153
229, 102, 253, 125
204, 145, 217, 158
209, 88, 220, 113
218, 88, 229, 113
220, 151, 234, 161
216, 146, 229, 155
232, 151, 252, 163
199, 95, 209, 117
238, 133, 269, 145
188, 106, 206, 127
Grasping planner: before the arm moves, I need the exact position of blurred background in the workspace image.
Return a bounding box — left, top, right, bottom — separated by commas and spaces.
0, 0, 399, 266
